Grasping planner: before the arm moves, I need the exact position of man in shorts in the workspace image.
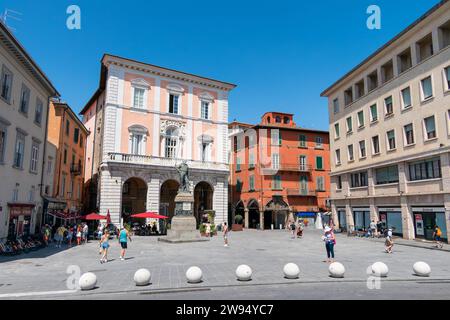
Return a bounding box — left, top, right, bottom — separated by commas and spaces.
433, 225, 444, 249
119, 227, 132, 260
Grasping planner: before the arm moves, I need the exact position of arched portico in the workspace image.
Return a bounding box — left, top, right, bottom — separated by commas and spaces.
264, 197, 290, 230
160, 180, 180, 220
248, 199, 260, 229
122, 177, 147, 225
194, 181, 214, 224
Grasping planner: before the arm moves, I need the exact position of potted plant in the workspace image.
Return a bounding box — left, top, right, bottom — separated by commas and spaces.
199, 223, 207, 237
205, 210, 216, 224
232, 214, 244, 231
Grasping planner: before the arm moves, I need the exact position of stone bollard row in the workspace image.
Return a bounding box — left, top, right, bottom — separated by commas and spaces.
77, 261, 432, 290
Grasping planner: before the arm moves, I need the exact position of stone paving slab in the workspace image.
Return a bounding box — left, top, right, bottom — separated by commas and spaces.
0, 229, 449, 299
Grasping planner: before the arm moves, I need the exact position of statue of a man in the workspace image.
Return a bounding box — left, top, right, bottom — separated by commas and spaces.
176, 161, 190, 193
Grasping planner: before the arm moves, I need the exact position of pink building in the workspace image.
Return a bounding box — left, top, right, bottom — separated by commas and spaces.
81, 54, 236, 228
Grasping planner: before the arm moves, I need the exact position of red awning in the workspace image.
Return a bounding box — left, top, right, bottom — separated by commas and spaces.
83, 213, 108, 221
131, 212, 169, 219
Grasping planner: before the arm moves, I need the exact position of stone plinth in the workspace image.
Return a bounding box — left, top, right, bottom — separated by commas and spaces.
158, 191, 208, 243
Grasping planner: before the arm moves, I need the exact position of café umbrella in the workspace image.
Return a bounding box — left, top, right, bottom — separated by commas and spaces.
83, 213, 108, 221
131, 212, 169, 219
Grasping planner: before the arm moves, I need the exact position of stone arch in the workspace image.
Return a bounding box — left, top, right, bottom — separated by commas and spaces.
121, 177, 148, 225
160, 179, 180, 220
247, 199, 260, 229
263, 197, 290, 230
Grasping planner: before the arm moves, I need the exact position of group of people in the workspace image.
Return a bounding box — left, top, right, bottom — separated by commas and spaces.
41, 223, 89, 248
288, 220, 305, 239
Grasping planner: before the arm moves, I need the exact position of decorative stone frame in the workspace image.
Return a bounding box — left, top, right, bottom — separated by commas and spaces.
199, 92, 214, 120
131, 78, 151, 110
128, 125, 149, 155
167, 83, 185, 115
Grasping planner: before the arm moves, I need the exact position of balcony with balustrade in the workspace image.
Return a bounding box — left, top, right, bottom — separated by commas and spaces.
261, 163, 313, 173
286, 189, 317, 197
107, 153, 229, 172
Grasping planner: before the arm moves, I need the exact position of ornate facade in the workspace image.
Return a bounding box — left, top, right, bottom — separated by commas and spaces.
81, 54, 236, 227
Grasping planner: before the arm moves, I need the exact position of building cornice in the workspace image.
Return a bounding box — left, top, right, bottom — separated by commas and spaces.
321, 0, 449, 97
102, 54, 237, 92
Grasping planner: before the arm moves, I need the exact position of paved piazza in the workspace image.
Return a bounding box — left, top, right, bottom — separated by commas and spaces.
0, 229, 449, 300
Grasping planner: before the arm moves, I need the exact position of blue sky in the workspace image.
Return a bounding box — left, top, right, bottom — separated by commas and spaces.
0, 0, 441, 130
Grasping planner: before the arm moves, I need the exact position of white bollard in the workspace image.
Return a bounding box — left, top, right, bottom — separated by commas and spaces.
283, 263, 300, 279
79, 272, 97, 291
236, 265, 252, 281
186, 266, 203, 283
328, 262, 345, 278
371, 262, 389, 277
134, 269, 151, 286
413, 261, 431, 277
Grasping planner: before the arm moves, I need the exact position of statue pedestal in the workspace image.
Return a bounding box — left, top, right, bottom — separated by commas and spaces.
158, 192, 208, 244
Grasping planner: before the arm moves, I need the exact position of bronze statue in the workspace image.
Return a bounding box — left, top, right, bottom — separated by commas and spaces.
176, 161, 190, 193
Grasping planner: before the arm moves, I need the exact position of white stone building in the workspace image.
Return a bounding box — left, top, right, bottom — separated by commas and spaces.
81, 54, 236, 228
321, 1, 450, 241
0, 22, 59, 240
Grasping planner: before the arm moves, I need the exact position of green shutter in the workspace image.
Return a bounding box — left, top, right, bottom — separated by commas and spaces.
316, 157, 323, 170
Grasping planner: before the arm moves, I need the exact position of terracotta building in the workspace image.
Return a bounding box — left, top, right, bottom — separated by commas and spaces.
229, 112, 330, 230
42, 100, 89, 225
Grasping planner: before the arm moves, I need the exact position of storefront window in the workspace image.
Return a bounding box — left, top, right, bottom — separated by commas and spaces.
385, 211, 403, 235
436, 213, 447, 239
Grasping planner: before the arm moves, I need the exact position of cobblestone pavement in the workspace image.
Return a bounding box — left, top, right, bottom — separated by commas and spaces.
0, 228, 449, 300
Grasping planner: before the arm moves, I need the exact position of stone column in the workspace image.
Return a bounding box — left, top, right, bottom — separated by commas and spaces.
213, 179, 227, 226
99, 168, 122, 227
368, 168, 375, 197
369, 197, 378, 222
244, 208, 249, 229
400, 196, 415, 240
398, 162, 408, 194
331, 202, 340, 229
146, 177, 161, 230
345, 200, 355, 233
260, 210, 264, 230
444, 194, 450, 243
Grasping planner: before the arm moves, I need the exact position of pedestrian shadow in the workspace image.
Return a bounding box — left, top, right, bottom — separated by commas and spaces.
0, 243, 79, 263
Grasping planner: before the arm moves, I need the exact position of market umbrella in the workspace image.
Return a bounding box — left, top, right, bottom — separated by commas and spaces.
106, 210, 111, 224
131, 212, 169, 219
83, 213, 108, 221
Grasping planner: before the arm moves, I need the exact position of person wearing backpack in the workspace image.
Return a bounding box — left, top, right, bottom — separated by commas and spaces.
433, 225, 444, 249
322, 226, 336, 263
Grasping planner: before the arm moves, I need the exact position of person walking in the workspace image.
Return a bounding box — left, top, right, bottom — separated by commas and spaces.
370, 220, 377, 238
119, 227, 131, 261
67, 226, 73, 247
323, 226, 336, 263
43, 225, 51, 247
100, 231, 110, 263
55, 225, 66, 248
433, 225, 444, 249
76, 225, 82, 246
290, 221, 296, 239
223, 222, 229, 247
385, 228, 394, 253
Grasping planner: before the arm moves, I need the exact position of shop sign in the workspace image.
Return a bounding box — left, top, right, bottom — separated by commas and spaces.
9, 207, 32, 218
